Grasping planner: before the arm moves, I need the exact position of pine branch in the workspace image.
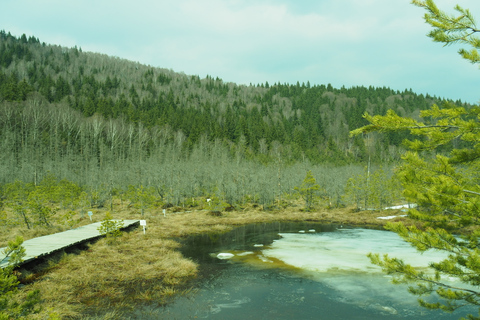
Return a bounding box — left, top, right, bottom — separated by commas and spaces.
413, 274, 480, 297
463, 189, 480, 197
412, 0, 480, 64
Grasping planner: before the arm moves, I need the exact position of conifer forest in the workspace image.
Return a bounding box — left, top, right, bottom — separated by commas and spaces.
0, 30, 467, 212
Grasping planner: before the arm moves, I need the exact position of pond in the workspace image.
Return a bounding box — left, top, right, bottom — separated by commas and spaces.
134, 222, 478, 319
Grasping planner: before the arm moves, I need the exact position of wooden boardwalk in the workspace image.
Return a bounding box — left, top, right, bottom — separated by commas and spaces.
0, 220, 140, 268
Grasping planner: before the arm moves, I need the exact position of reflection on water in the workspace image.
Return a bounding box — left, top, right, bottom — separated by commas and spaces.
152, 263, 400, 320
134, 223, 477, 319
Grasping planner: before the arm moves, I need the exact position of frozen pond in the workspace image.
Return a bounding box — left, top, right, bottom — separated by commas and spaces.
133, 222, 478, 319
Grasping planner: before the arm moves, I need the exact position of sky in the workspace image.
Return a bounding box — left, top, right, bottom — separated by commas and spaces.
1, 0, 480, 104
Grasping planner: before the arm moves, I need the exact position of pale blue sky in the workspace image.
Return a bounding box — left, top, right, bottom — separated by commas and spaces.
2, 0, 480, 103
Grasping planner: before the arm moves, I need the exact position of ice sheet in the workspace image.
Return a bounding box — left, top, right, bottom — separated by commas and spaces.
263, 228, 446, 273
261, 228, 455, 308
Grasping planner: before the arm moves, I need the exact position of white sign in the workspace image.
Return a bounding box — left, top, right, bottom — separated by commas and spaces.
88, 211, 93, 221
140, 220, 147, 234
163, 209, 166, 217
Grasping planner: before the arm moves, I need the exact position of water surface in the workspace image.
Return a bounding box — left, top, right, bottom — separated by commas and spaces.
135, 223, 478, 319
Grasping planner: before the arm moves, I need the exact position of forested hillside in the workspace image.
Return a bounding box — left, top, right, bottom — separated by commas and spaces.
0, 30, 466, 208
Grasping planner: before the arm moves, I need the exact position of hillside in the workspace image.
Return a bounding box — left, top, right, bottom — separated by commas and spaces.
0, 30, 467, 208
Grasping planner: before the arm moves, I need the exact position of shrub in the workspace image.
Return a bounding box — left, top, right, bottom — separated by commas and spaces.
97, 212, 124, 244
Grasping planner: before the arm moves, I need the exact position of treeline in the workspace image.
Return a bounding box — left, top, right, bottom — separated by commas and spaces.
0, 165, 401, 232
0, 96, 401, 216
0, 96, 354, 206
0, 30, 467, 167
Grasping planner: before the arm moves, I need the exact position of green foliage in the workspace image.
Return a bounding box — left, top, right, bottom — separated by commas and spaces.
0, 211, 7, 227
0, 31, 451, 215
1, 236, 25, 268
0, 28, 451, 174
3, 181, 34, 204
97, 212, 124, 244
294, 170, 321, 211
344, 166, 401, 211
26, 183, 58, 227
11, 205, 31, 229
27, 200, 56, 227
60, 210, 78, 229
0, 236, 41, 319
4, 181, 34, 229
350, 1, 480, 317
2, 176, 85, 228
412, 0, 480, 65
124, 185, 158, 216
87, 184, 113, 209
201, 192, 229, 214
75, 191, 90, 219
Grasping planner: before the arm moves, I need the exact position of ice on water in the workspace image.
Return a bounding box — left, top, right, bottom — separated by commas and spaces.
262, 228, 452, 308
263, 228, 446, 273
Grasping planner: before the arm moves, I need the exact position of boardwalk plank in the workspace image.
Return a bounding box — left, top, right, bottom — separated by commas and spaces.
0, 220, 140, 268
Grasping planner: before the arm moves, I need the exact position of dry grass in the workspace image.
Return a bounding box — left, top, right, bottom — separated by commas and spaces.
2, 199, 412, 319
25, 232, 197, 318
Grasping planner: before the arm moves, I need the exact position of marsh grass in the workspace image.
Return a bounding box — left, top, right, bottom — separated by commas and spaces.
1, 198, 411, 319
25, 231, 198, 318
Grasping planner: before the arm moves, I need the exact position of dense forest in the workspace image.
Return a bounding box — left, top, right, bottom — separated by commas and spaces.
0, 30, 467, 210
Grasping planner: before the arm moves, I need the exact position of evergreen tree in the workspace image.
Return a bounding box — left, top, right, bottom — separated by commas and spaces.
351, 1, 480, 317
124, 185, 158, 216
97, 212, 124, 245
294, 170, 321, 211
0, 236, 41, 318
